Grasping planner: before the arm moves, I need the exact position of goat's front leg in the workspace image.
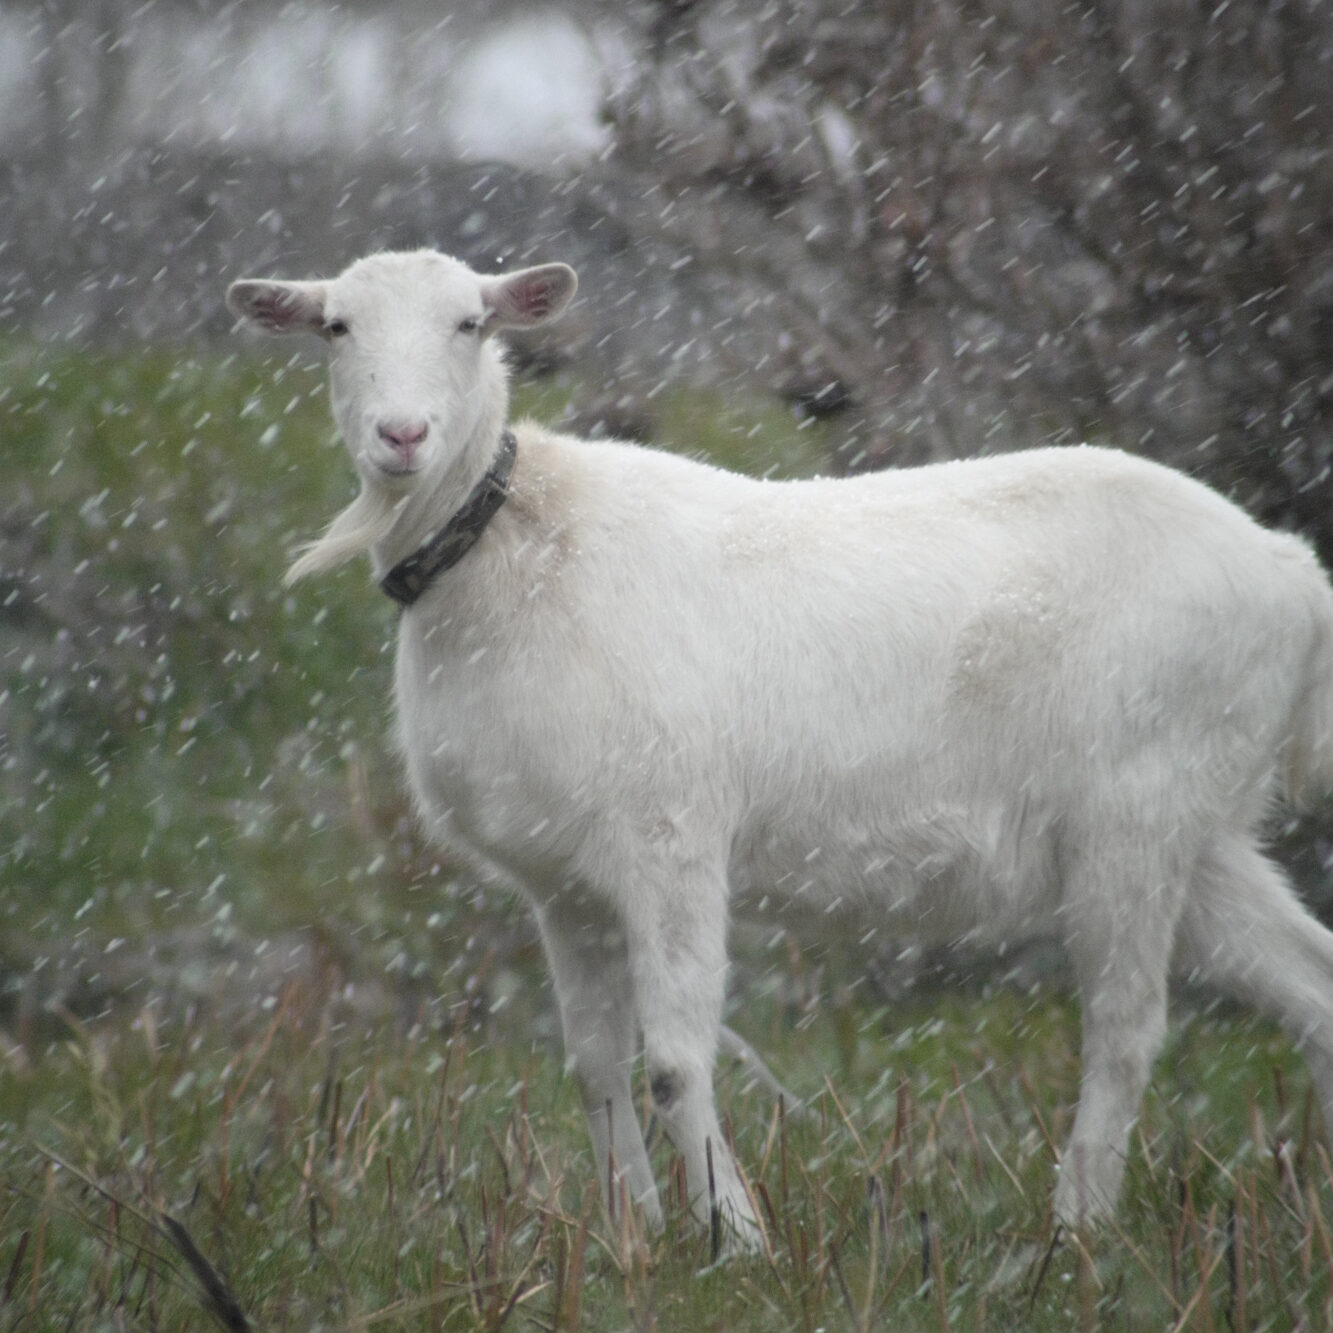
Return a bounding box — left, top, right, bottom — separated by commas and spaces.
535, 900, 661, 1228
625, 871, 762, 1252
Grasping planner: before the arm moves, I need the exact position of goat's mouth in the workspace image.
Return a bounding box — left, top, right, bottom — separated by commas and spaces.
359, 447, 426, 485
375, 454, 422, 477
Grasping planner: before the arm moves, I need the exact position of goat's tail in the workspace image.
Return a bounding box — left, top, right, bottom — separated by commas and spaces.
1284, 557, 1333, 809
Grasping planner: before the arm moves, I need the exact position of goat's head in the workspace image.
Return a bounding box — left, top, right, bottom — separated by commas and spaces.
227, 250, 577, 490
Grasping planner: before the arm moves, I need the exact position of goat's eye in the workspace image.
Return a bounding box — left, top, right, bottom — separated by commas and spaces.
325, 318, 350, 337
457, 316, 481, 335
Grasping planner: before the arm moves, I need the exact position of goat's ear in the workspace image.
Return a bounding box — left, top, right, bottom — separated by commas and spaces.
227, 279, 328, 335
479, 263, 578, 332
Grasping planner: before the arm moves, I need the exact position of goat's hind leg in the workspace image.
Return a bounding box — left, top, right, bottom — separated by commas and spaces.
536, 900, 661, 1227
1176, 835, 1333, 1140
1056, 843, 1184, 1227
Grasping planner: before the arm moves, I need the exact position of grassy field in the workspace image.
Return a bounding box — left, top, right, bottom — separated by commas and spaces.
3, 978, 1331, 1331
3, 341, 1333, 1329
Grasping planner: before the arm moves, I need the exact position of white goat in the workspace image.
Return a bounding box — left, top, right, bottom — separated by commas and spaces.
228, 249, 1333, 1243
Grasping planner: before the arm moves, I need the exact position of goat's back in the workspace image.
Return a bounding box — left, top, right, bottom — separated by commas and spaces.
394, 435, 1333, 936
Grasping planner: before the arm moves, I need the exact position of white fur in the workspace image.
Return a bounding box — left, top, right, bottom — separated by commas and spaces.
229, 249, 1333, 1243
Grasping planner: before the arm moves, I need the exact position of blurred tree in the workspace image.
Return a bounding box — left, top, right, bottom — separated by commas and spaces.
601, 0, 1333, 558
35, 0, 135, 159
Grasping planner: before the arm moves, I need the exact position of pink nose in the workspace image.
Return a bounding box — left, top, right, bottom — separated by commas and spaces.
377, 419, 429, 460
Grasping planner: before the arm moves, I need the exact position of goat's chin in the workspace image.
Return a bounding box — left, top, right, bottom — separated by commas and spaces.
283, 486, 402, 586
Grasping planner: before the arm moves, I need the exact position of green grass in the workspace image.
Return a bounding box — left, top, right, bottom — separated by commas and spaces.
3, 340, 1333, 1329
3, 984, 1331, 1330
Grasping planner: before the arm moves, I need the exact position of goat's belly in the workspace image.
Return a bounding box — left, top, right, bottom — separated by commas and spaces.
729, 802, 1061, 944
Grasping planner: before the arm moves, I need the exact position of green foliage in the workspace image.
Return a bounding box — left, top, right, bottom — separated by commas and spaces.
2, 341, 392, 946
